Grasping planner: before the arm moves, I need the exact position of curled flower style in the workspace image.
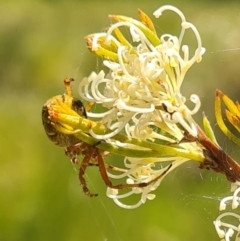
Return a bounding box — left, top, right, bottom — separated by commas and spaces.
79, 5, 205, 140
214, 182, 240, 241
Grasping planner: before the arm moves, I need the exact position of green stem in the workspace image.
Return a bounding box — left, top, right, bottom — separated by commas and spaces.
57, 114, 204, 161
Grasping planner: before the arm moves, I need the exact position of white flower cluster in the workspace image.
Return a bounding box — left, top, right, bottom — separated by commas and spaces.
79, 5, 205, 208
79, 5, 205, 140
214, 182, 240, 241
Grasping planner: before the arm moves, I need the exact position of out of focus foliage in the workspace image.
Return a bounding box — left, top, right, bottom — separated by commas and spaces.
1, 0, 240, 241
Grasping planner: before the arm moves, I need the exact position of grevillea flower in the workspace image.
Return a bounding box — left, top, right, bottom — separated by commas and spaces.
77, 5, 206, 208
79, 5, 205, 140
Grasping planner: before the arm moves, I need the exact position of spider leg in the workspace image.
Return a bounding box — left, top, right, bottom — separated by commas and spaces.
85, 102, 94, 112
136, 163, 172, 188
65, 142, 90, 165
87, 162, 127, 173
79, 150, 98, 197
96, 150, 172, 189
65, 147, 78, 164
65, 142, 84, 164
104, 163, 128, 173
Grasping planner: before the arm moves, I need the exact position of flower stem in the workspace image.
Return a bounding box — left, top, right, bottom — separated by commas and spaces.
50, 99, 204, 161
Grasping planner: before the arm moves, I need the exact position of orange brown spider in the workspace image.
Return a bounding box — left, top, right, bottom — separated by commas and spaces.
65, 141, 172, 197
42, 78, 172, 197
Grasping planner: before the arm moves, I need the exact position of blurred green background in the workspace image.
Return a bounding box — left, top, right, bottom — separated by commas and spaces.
1, 0, 240, 240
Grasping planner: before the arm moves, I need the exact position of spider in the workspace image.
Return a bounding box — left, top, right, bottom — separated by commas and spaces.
42, 78, 172, 197
65, 142, 172, 197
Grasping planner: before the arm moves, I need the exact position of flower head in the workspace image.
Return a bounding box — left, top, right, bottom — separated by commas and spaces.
79, 5, 205, 140
77, 5, 206, 208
